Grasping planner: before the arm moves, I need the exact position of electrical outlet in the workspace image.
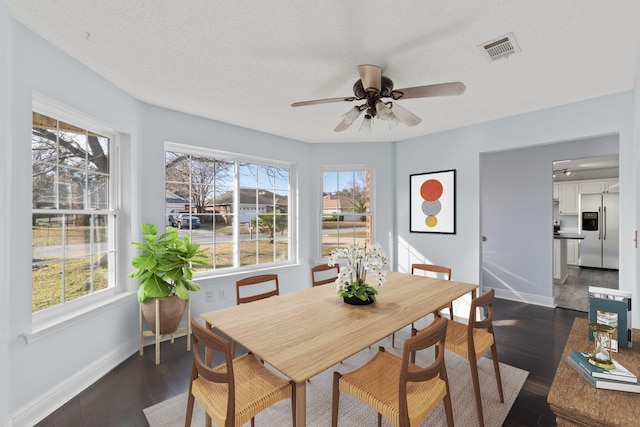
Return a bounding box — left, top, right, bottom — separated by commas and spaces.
205, 291, 214, 302
219, 289, 226, 300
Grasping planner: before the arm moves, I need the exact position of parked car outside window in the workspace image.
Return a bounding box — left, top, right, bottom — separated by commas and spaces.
170, 214, 201, 229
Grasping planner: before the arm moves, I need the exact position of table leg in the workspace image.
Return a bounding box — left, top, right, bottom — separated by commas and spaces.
295, 380, 306, 426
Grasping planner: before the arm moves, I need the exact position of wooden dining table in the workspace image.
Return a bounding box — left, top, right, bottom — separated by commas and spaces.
200, 270, 478, 426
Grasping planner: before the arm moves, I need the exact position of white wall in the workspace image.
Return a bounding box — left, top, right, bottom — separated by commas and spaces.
1, 2, 13, 425
395, 92, 636, 321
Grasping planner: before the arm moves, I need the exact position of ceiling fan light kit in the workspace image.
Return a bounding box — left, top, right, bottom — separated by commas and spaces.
291, 64, 466, 133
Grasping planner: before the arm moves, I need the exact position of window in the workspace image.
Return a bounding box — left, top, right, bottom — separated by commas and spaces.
31, 109, 118, 314
320, 168, 373, 256
165, 144, 294, 272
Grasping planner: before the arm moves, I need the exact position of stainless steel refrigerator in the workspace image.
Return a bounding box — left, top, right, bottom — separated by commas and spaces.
579, 193, 619, 269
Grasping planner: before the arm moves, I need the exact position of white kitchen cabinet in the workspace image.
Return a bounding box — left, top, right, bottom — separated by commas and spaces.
558, 183, 578, 215
553, 240, 560, 280
605, 179, 619, 193
553, 183, 559, 200
579, 181, 604, 194
554, 239, 568, 282
566, 239, 579, 265
578, 179, 619, 194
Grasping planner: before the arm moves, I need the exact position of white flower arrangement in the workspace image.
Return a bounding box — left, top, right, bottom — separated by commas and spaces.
327, 243, 388, 302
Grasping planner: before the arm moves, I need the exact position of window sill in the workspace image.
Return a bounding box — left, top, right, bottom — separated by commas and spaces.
24, 291, 135, 344
193, 261, 299, 282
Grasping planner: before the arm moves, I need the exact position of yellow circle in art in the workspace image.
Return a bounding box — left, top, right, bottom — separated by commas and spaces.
425, 216, 438, 227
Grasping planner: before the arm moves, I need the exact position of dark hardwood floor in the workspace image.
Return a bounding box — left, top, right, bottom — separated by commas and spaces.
36, 298, 585, 427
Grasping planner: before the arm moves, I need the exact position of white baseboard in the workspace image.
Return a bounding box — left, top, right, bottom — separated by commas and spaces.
8, 339, 138, 427
492, 287, 555, 307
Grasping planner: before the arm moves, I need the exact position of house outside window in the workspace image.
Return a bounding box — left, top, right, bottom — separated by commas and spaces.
165, 144, 295, 271
320, 168, 373, 256
31, 108, 119, 314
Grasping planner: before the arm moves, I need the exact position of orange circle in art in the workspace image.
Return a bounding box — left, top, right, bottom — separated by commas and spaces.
420, 179, 443, 202
425, 216, 438, 227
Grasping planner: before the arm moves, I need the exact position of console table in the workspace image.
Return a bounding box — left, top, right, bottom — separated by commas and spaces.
548, 317, 640, 426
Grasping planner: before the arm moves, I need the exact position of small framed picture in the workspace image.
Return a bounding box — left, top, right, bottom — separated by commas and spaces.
409, 169, 456, 234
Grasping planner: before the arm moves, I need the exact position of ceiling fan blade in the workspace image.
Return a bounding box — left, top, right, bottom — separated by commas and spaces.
391, 82, 466, 100
390, 103, 422, 127
291, 96, 355, 107
357, 64, 382, 91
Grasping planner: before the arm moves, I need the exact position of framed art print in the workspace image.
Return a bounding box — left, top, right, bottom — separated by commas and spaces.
410, 169, 456, 234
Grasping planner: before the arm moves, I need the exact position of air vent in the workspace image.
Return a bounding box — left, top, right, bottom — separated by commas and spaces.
479, 32, 520, 61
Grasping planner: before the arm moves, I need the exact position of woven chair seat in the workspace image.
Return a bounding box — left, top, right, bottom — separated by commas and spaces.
191, 353, 292, 427
444, 319, 495, 361
338, 348, 447, 426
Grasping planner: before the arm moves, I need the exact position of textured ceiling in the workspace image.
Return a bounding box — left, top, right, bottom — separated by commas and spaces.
7, 1, 640, 143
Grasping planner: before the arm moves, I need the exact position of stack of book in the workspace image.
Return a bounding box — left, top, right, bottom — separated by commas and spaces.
567, 350, 640, 393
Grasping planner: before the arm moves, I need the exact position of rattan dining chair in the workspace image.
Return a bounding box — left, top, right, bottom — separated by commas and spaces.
331, 317, 452, 427
443, 288, 504, 427
236, 274, 280, 304
411, 263, 454, 319
391, 263, 453, 347
185, 318, 296, 427
231, 274, 280, 356
310, 263, 340, 287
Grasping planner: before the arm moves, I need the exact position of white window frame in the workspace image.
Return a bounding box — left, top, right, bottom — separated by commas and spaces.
318, 165, 375, 260
165, 142, 297, 277
28, 94, 127, 341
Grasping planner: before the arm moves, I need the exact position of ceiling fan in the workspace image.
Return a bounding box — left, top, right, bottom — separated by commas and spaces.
291, 64, 466, 132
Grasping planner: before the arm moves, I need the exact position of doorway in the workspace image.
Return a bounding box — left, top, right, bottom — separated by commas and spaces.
552, 155, 619, 311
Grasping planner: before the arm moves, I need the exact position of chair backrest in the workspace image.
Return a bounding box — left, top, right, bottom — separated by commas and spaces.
189, 317, 236, 420
468, 288, 495, 332
399, 317, 449, 419
310, 263, 340, 287
411, 263, 452, 280
236, 274, 280, 304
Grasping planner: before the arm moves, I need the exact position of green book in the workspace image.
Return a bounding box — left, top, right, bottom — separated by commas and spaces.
568, 351, 636, 383
588, 286, 632, 350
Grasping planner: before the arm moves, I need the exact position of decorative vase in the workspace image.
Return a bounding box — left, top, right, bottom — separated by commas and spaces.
343, 295, 375, 305
140, 295, 187, 334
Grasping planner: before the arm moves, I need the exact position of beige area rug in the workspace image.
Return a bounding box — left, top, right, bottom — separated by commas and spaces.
144, 332, 528, 427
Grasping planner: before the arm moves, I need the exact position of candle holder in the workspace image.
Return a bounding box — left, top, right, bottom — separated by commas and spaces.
588, 322, 616, 369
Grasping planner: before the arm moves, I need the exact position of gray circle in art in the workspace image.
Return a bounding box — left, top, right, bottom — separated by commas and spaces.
422, 200, 442, 216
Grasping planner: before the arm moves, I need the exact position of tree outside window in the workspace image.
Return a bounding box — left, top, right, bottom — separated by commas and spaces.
31, 112, 116, 313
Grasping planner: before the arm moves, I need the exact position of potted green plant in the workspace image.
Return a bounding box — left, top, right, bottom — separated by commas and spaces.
327, 243, 387, 304
129, 223, 208, 334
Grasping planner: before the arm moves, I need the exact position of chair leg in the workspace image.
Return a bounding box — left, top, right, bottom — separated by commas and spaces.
331, 372, 341, 427
184, 391, 195, 427
392, 331, 396, 347
491, 343, 505, 402
377, 413, 382, 427
443, 390, 454, 427
468, 356, 485, 427
251, 418, 255, 427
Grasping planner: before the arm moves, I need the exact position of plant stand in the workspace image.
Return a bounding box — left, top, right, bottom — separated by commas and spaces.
139, 298, 191, 365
